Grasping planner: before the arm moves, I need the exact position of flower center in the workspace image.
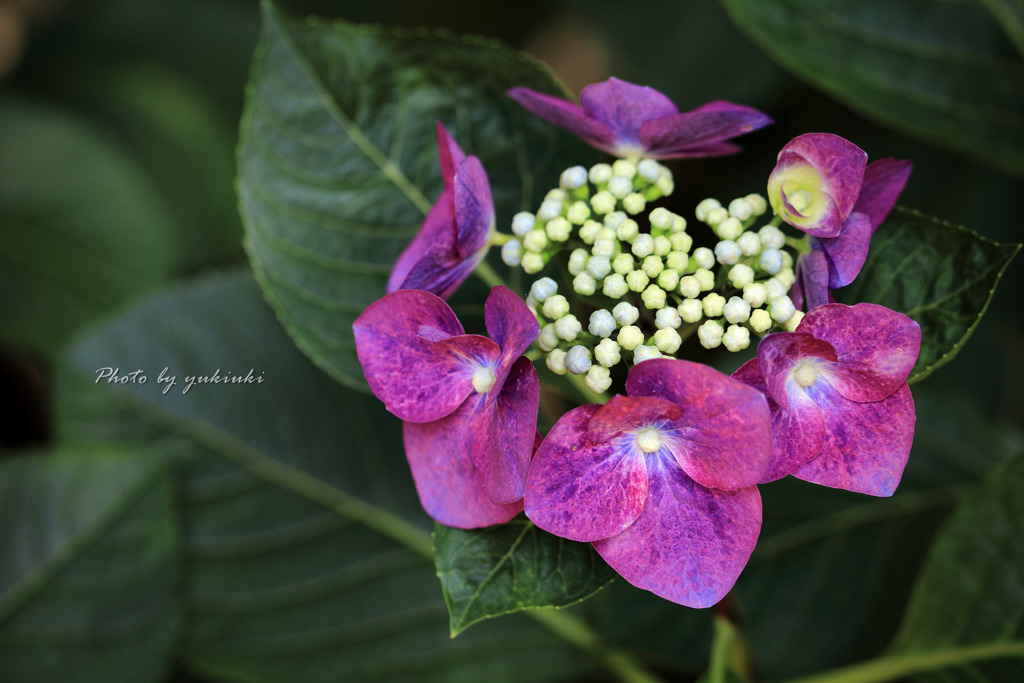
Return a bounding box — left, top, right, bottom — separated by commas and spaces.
792, 360, 819, 388
788, 189, 814, 213
635, 427, 663, 453
472, 366, 497, 394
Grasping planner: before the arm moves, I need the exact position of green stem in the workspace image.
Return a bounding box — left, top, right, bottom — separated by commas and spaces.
566, 371, 609, 404
473, 260, 508, 290
779, 641, 1024, 683
707, 615, 738, 683
489, 231, 514, 246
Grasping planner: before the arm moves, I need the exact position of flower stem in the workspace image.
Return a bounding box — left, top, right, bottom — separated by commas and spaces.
473, 260, 508, 290
489, 231, 514, 246
566, 371, 609, 404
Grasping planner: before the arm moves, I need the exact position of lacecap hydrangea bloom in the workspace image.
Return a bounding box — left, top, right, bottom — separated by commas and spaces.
354, 286, 539, 528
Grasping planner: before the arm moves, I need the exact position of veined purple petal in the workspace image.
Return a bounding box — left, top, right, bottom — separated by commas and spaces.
453, 156, 493, 258
638, 103, 772, 158
795, 383, 915, 496
403, 401, 523, 529
854, 158, 912, 233
435, 122, 466, 189
586, 395, 682, 444
507, 86, 616, 151
798, 304, 920, 402
815, 211, 872, 289
626, 359, 772, 491
580, 77, 678, 148
354, 290, 487, 422
650, 141, 743, 159
485, 286, 540, 395
782, 133, 867, 222
794, 249, 831, 311
387, 189, 456, 294
467, 357, 539, 504
525, 404, 649, 543
755, 333, 837, 410
593, 453, 761, 608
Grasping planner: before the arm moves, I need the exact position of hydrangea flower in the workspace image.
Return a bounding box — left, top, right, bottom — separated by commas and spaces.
524, 358, 772, 607
733, 303, 920, 496
353, 286, 539, 528
507, 77, 771, 160
387, 122, 494, 299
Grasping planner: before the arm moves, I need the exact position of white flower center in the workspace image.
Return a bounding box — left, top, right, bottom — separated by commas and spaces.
789, 189, 814, 213
793, 360, 819, 388
635, 427, 662, 453
472, 366, 496, 394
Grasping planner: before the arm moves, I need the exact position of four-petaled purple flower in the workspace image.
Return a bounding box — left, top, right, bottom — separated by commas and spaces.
733, 303, 920, 496
354, 286, 540, 528
387, 122, 494, 299
508, 77, 772, 160
524, 359, 771, 607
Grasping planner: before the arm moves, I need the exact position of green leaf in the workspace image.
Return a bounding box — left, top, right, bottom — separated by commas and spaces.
238, 0, 587, 389
839, 208, 1020, 383
434, 519, 615, 636
0, 445, 179, 683
58, 271, 599, 683
0, 97, 177, 354
720, 0, 1024, 177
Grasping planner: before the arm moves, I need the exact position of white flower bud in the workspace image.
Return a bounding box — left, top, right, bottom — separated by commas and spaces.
574, 271, 597, 296
694, 268, 715, 292
717, 217, 744, 241
546, 349, 568, 375
655, 306, 682, 330
633, 345, 663, 363
542, 294, 570, 320
678, 275, 701, 299
649, 207, 674, 231
637, 158, 661, 182
656, 175, 675, 196
743, 282, 768, 308
568, 248, 589, 275
728, 197, 754, 221
589, 309, 617, 338
657, 268, 679, 292
595, 338, 621, 367
626, 270, 650, 292
678, 299, 703, 323
617, 325, 644, 351
585, 365, 613, 393
623, 193, 646, 215
669, 232, 692, 254
758, 225, 786, 249
616, 218, 639, 242
706, 206, 729, 227
613, 301, 640, 326
523, 229, 549, 253
697, 320, 724, 349
695, 198, 721, 222
592, 238, 617, 258
737, 231, 762, 256
603, 273, 629, 298
749, 308, 772, 333
566, 201, 591, 225
578, 220, 601, 244
555, 314, 583, 341
546, 216, 572, 242
631, 233, 655, 258
642, 255, 664, 278
560, 166, 588, 190
703, 292, 726, 317
511, 212, 535, 236
529, 277, 558, 302
501, 240, 522, 266
776, 267, 796, 289
591, 190, 616, 214
566, 345, 592, 374
538, 323, 559, 351
612, 253, 634, 275
765, 277, 788, 301
538, 199, 563, 221
715, 240, 741, 265
604, 211, 627, 230
595, 226, 616, 242
589, 163, 613, 185
723, 296, 752, 324
728, 263, 756, 289
586, 254, 612, 280
759, 248, 784, 274
665, 251, 688, 271
785, 310, 805, 332
642, 284, 667, 309
652, 235, 672, 256
770, 296, 796, 323
612, 159, 637, 179
693, 247, 715, 270
722, 325, 751, 352
522, 252, 545, 273
671, 215, 687, 233
608, 176, 632, 199
653, 328, 682, 355
546, 188, 567, 201
782, 250, 794, 268
745, 193, 768, 216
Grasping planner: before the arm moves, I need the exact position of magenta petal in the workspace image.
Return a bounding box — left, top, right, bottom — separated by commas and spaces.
435, 122, 466, 189
784, 133, 867, 222
795, 383, 915, 496
354, 290, 484, 422
580, 77, 678, 147
593, 455, 761, 607
587, 395, 682, 443
786, 187, 844, 238
854, 158, 912, 233
651, 141, 743, 159
453, 156, 493, 258
387, 189, 456, 294
756, 333, 837, 409
467, 357, 539, 504
626, 359, 772, 490
485, 286, 540, 392
798, 303, 921, 401
525, 404, 649, 543
763, 388, 826, 483
816, 211, 872, 289
403, 403, 522, 529
732, 358, 768, 397
507, 87, 616, 151
638, 103, 771, 157
796, 249, 831, 311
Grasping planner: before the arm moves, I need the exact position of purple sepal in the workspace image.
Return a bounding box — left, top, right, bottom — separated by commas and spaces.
580, 78, 677, 148
594, 454, 762, 608
586, 395, 682, 443
755, 333, 837, 410
525, 404, 650, 542
785, 133, 867, 221
814, 211, 872, 289
485, 286, 541, 399
453, 156, 493, 258
639, 102, 773, 159
798, 303, 920, 402
435, 121, 466, 190
794, 383, 915, 496
854, 158, 913, 233
793, 249, 831, 311
626, 359, 772, 491
506, 87, 617, 152
388, 190, 455, 294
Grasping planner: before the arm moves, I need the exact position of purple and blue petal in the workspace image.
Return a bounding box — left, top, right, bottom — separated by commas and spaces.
638, 101, 773, 159
387, 189, 455, 294
814, 211, 873, 290
854, 158, 913, 233
506, 87, 617, 152
485, 286, 541, 396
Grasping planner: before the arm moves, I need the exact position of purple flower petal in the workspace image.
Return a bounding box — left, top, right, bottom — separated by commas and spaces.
435, 122, 466, 190
354, 290, 499, 422
814, 211, 872, 289
795, 383, 915, 496
467, 357, 539, 504
580, 77, 678, 150
453, 156, 493, 258
798, 304, 920, 402
626, 359, 772, 491
525, 404, 649, 543
403, 400, 523, 529
794, 249, 832, 311
754, 333, 837, 410
586, 395, 682, 444
484, 286, 540, 396
506, 86, 616, 152
593, 453, 761, 607
638, 102, 772, 158
853, 158, 912, 233
387, 189, 456, 294
784, 133, 867, 221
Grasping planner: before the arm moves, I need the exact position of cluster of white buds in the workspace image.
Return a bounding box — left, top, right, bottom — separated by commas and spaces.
507, 162, 803, 394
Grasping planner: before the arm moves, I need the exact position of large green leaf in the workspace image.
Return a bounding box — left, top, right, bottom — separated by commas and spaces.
57, 271, 604, 683
238, 0, 586, 389
0, 445, 178, 683
839, 208, 1020, 383
0, 97, 177, 354
434, 519, 615, 636
720, 0, 1024, 177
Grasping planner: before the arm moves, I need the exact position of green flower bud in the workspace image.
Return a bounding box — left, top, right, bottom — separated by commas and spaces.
642, 255, 664, 278
678, 275, 701, 299
538, 323, 558, 351
649, 207, 675, 231
612, 159, 637, 179
669, 232, 692, 254
591, 190, 616, 214
589, 163, 614, 185
736, 231, 761, 256
511, 212, 535, 237
655, 306, 682, 330
749, 308, 772, 333
728, 197, 754, 221
706, 206, 729, 227
568, 248, 589, 275
608, 176, 633, 199
694, 268, 715, 292
631, 233, 654, 258
578, 219, 602, 244
603, 273, 629, 298
612, 252, 635, 275
653, 328, 682, 354
652, 235, 672, 256
522, 252, 545, 273
633, 345, 662, 363
573, 271, 597, 296
642, 284, 667, 309
745, 193, 768, 216
665, 251, 688, 271
545, 216, 572, 242
743, 282, 768, 308
697, 320, 724, 349
542, 294, 570, 320
595, 338, 622, 367
566, 201, 591, 225
692, 247, 715, 270
593, 238, 617, 258
657, 268, 679, 292
728, 263, 755, 289
623, 192, 646, 215
678, 298, 703, 323
702, 292, 726, 317
546, 349, 568, 375
722, 324, 751, 352
616, 218, 640, 242
612, 301, 640, 326
555, 314, 583, 341
626, 270, 649, 293
523, 228, 549, 253
617, 325, 644, 351
716, 217, 744, 241
501, 240, 522, 266
784, 310, 805, 332
585, 365, 613, 393
695, 198, 721, 222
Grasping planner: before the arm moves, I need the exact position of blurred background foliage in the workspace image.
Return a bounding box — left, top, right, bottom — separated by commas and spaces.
0, 0, 1021, 681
